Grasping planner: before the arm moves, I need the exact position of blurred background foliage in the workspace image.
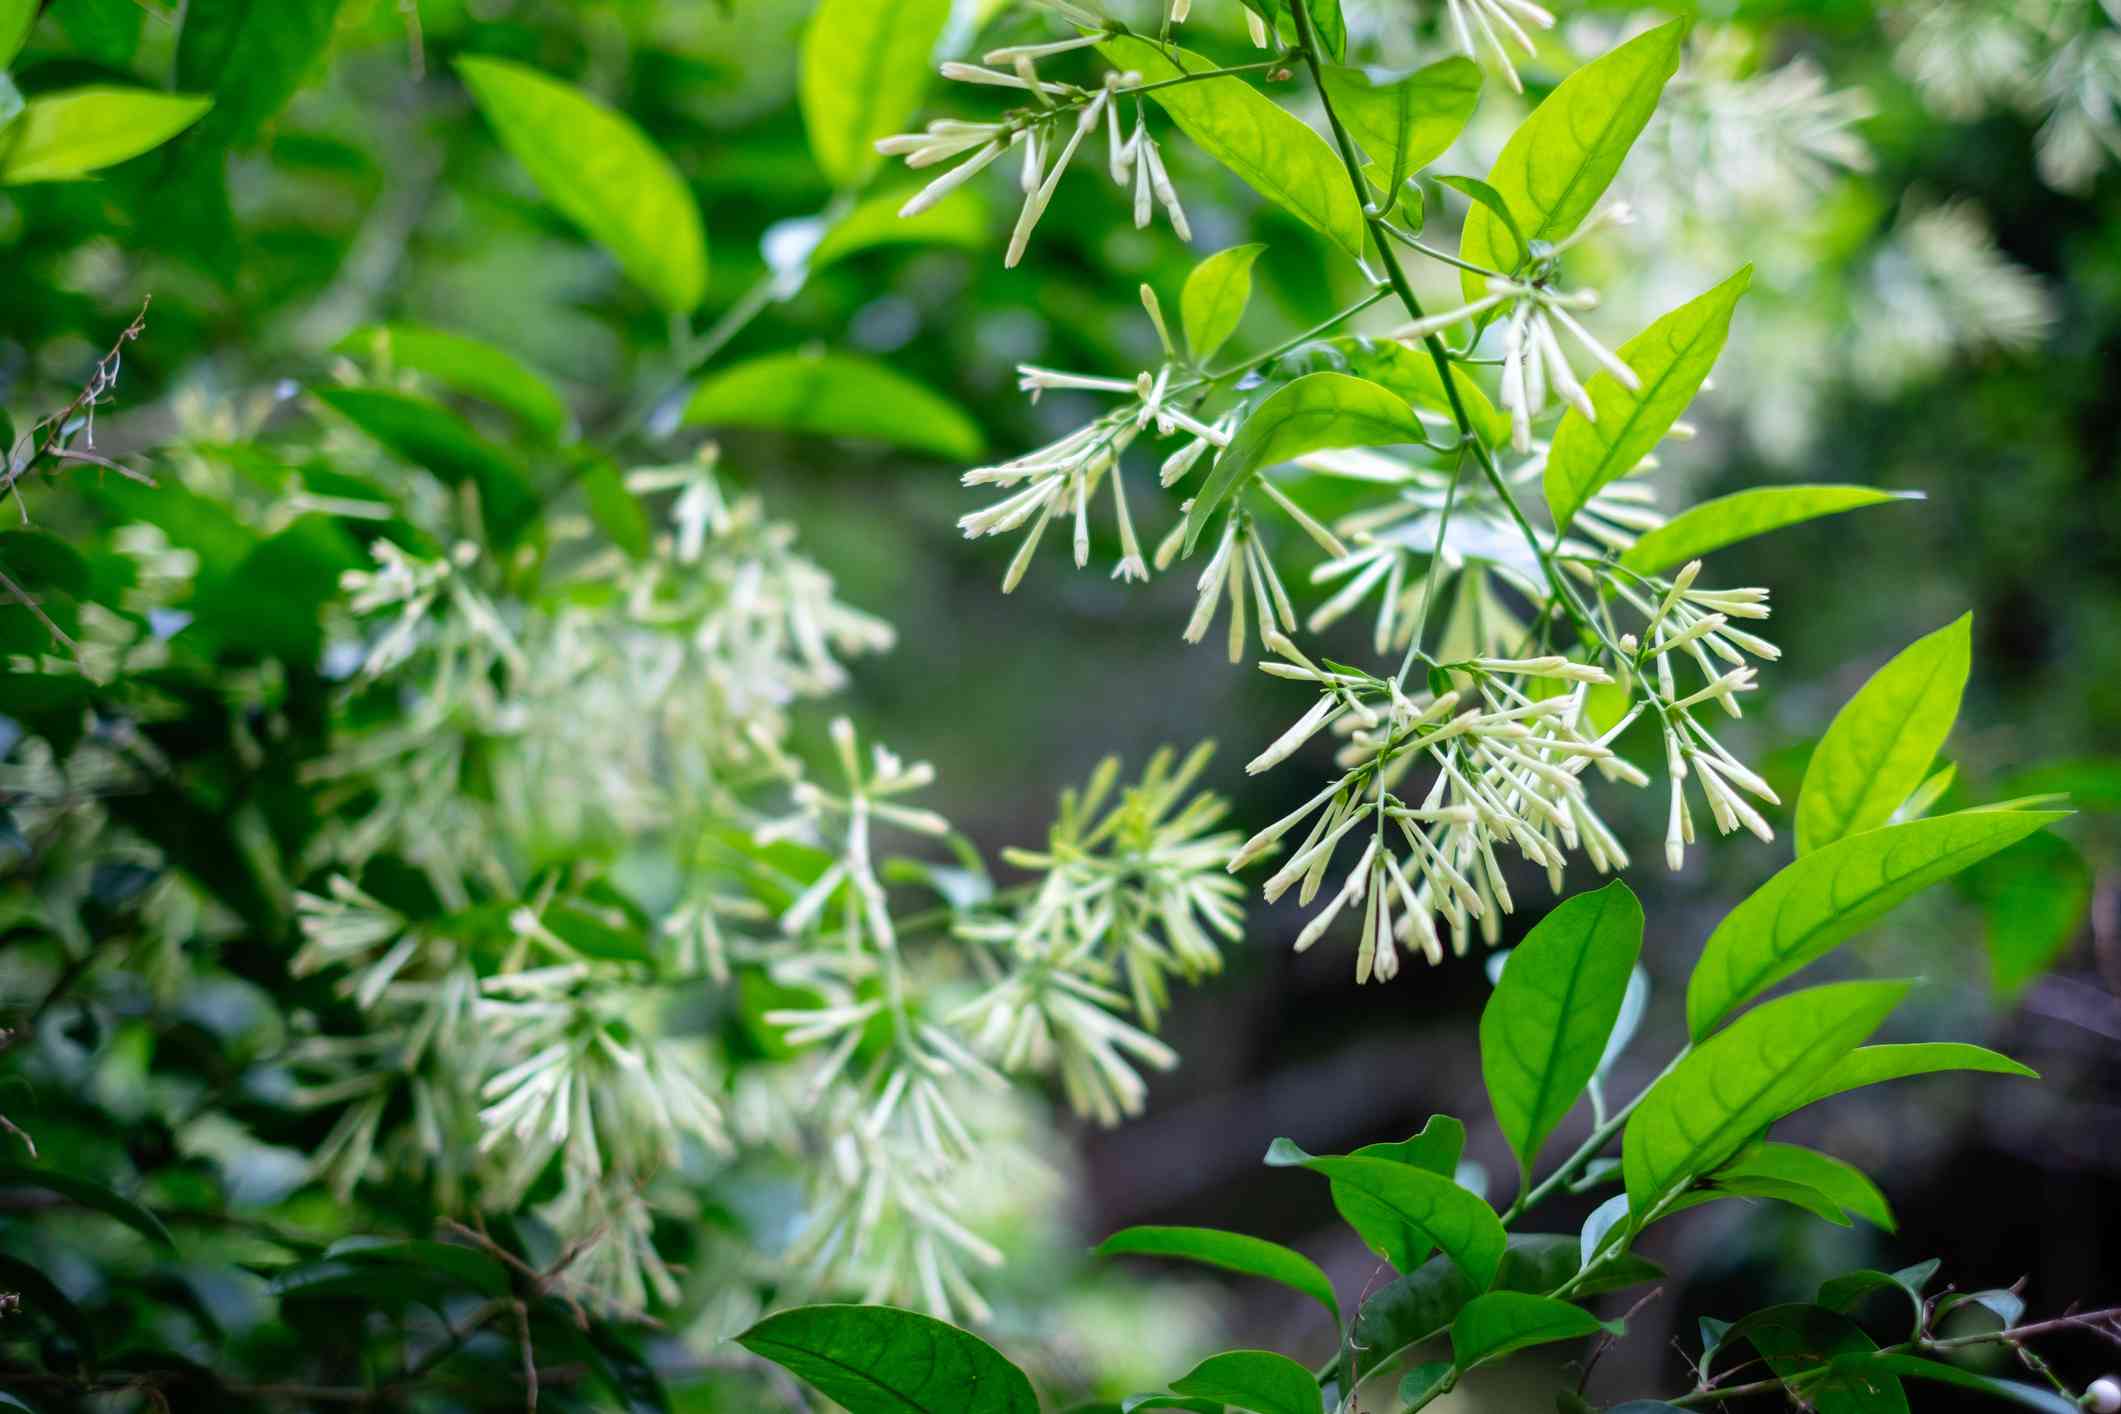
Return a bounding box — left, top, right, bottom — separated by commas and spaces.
0, 0, 2116, 1408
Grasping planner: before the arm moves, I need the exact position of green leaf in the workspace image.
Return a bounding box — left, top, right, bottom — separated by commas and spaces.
1181, 244, 1267, 366
314, 386, 540, 549
0, 1164, 177, 1252
1437, 175, 1527, 271
0, 1251, 97, 1358
1620, 485, 1920, 575
1265, 1140, 1506, 1289
321, 1238, 513, 1299
337, 324, 571, 441
1297, 335, 1508, 447
1844, 1356, 2077, 1413
1317, 58, 1482, 194
1185, 372, 1426, 553
799, 0, 952, 188
1168, 1350, 1322, 1414
1481, 881, 1644, 1177
1459, 18, 1686, 298
1819, 1262, 1938, 1328
580, 458, 652, 560
0, 0, 33, 66
1686, 809, 2064, 1039
1093, 1225, 1338, 1321
1735, 1306, 1908, 1414
0, 87, 213, 184
681, 349, 983, 460
175, 0, 340, 149
1803, 1044, 2037, 1107
1450, 1292, 1617, 1370
1329, 1115, 1464, 1273
1797, 615, 1972, 855
457, 56, 708, 315
1252, 0, 1347, 60
736, 1304, 1038, 1414
1544, 266, 1751, 532
811, 182, 989, 269
1714, 1143, 1894, 1230
1099, 35, 1367, 260
1967, 831, 2093, 996
1623, 980, 1910, 1220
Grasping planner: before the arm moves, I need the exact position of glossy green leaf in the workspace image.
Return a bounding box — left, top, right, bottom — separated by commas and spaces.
1482, 882, 1643, 1177
1185, 372, 1426, 552
338, 324, 571, 441
1094, 1225, 1338, 1321
1459, 19, 1686, 298
457, 56, 707, 315
811, 183, 989, 269
736, 1304, 1038, 1414
1182, 244, 1267, 366
1620, 485, 1920, 574
1736, 1306, 1908, 1414
176, 0, 341, 148
1299, 335, 1508, 447
1168, 1350, 1321, 1414
799, 0, 952, 187
0, 87, 213, 184
1450, 1292, 1617, 1370
1847, 1356, 2076, 1413
1545, 267, 1751, 532
1968, 831, 2093, 996
681, 349, 983, 459
1687, 809, 2064, 1038
1798, 615, 1972, 854
1329, 1115, 1464, 1273
1266, 1139, 1506, 1289
1252, 0, 1347, 60
0, 1164, 177, 1252
1819, 1262, 1938, 1327
1099, 36, 1366, 260
1623, 980, 1910, 1219
0, 0, 32, 66
1714, 1143, 1893, 1230
1317, 57, 1481, 193
314, 387, 540, 548
1711, 1173, 1853, 1226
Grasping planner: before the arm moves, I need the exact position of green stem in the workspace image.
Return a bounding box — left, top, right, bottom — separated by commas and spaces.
1504, 1044, 1690, 1229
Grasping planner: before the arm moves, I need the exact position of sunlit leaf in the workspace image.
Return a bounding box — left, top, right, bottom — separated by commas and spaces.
1318, 57, 1481, 193
811, 183, 989, 269
1620, 485, 1920, 574
457, 56, 708, 314
736, 1304, 1038, 1414
337, 324, 571, 441
800, 0, 953, 188
1168, 1350, 1321, 1414
1450, 1292, 1617, 1370
1266, 1139, 1506, 1288
1797, 615, 1971, 855
1182, 244, 1267, 366
681, 349, 983, 459
0, 0, 32, 67
1094, 1225, 1338, 1321
0, 87, 212, 184
1687, 809, 2063, 1038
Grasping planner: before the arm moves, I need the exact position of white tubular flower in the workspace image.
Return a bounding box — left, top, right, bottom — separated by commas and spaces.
1175, 510, 1297, 664
1444, 0, 1557, 95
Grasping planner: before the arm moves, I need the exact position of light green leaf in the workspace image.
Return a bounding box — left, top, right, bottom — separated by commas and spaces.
1093, 1225, 1338, 1321
1317, 57, 1481, 194
1185, 372, 1426, 553
1329, 1115, 1464, 1273
1545, 267, 1751, 532
1714, 1143, 1893, 1230
1099, 35, 1367, 260
1846, 1356, 2077, 1413
457, 56, 707, 315
1298, 336, 1508, 447
579, 457, 653, 560
0, 1164, 177, 1252
1459, 18, 1686, 299
0, 87, 212, 184
1620, 485, 1921, 575
1266, 1140, 1506, 1289
799, 0, 953, 188
1686, 809, 2063, 1039
1253, 0, 1348, 61
1437, 174, 1526, 271
1480, 881, 1643, 1176
1450, 1292, 1616, 1370
1623, 980, 1910, 1219
337, 324, 571, 441
811, 183, 988, 269
735, 1304, 1038, 1414
1797, 615, 1972, 855
1168, 1350, 1321, 1414
681, 349, 983, 460
314, 387, 540, 549
1182, 244, 1267, 366
0, 0, 32, 66
1803, 1043, 2037, 1107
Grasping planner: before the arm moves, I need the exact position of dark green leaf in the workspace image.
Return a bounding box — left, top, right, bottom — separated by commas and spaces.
1450, 1292, 1617, 1370
682, 349, 983, 460
1843, 1356, 2076, 1413
1168, 1350, 1322, 1414
1093, 1225, 1338, 1321
0, 1164, 177, 1252
1620, 485, 1920, 575
1734, 1306, 1908, 1414
799, 0, 953, 187
314, 386, 540, 548
735, 1304, 1038, 1414
337, 324, 571, 441
0, 1252, 97, 1358
1266, 1139, 1506, 1289
1714, 1143, 1893, 1230
176, 0, 340, 148
1967, 831, 2093, 996
1330, 1115, 1464, 1273
322, 1237, 512, 1299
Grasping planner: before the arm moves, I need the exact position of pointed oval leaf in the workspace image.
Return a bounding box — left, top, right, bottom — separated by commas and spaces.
1182, 244, 1267, 366
1094, 1225, 1338, 1321
0, 87, 212, 184
1317, 57, 1481, 193
0, 1164, 176, 1252
1168, 1350, 1321, 1414
1849, 1356, 2077, 1414
1620, 485, 1920, 574
1481, 881, 1644, 1176
337, 324, 571, 441
1099, 35, 1366, 259
1713, 1143, 1893, 1230
1545, 266, 1751, 532
1451, 1292, 1616, 1370
1458, 19, 1685, 298
1266, 1140, 1506, 1289
1329, 1115, 1465, 1272
735, 1304, 1038, 1414
1797, 615, 1972, 855
1185, 372, 1427, 553
1736, 1305, 1909, 1414
681, 349, 983, 460
799, 0, 953, 187
1686, 809, 2065, 1039
1624, 980, 1911, 1220
457, 56, 707, 315
1303, 334, 1509, 447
